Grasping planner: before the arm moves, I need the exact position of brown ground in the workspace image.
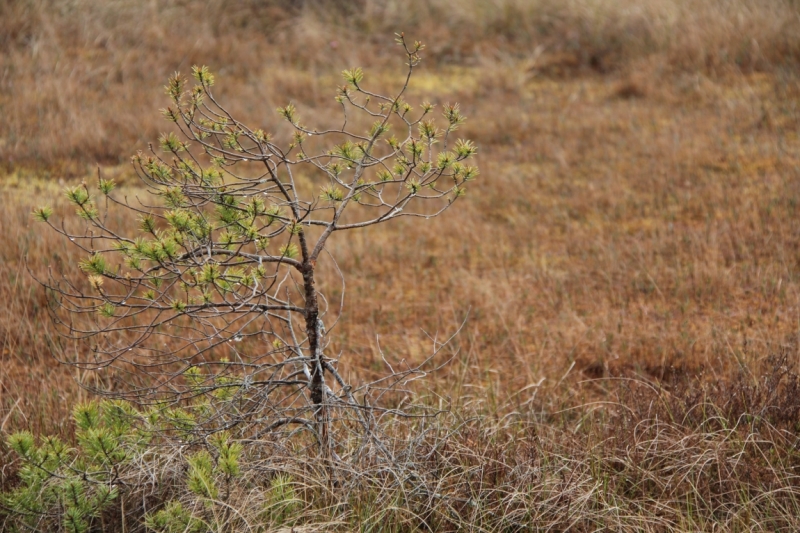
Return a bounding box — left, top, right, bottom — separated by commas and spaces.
2, 1, 800, 529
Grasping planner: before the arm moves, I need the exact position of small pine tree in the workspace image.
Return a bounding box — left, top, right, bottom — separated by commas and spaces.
3, 398, 255, 532
2, 401, 135, 532
34, 34, 478, 455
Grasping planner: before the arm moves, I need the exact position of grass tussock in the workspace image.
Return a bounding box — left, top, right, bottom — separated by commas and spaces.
4, 359, 800, 531
1, 0, 800, 530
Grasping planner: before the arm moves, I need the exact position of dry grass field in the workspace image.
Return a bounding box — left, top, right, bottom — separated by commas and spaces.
3, 0, 800, 530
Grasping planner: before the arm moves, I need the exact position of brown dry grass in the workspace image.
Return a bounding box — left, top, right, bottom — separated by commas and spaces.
2, 0, 799, 169
3, 0, 800, 530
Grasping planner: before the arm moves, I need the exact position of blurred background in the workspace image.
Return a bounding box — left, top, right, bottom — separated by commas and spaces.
1, 0, 800, 439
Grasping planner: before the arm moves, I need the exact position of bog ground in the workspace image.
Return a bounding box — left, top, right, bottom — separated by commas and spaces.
2, 1, 800, 531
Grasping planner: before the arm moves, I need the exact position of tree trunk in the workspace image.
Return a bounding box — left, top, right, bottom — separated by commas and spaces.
302, 260, 328, 452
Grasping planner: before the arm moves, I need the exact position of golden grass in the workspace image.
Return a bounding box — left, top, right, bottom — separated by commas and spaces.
2, 0, 800, 530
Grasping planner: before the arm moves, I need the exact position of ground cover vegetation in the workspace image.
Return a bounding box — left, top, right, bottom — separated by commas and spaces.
2, 0, 800, 531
